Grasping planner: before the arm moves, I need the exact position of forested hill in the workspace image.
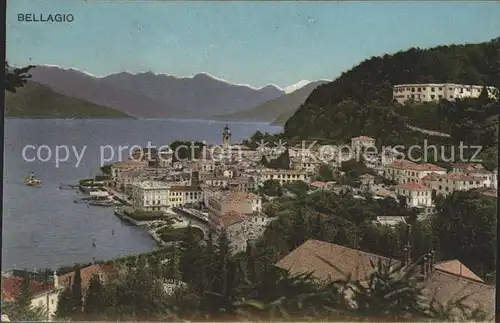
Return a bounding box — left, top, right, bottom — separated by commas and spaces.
283, 36, 500, 139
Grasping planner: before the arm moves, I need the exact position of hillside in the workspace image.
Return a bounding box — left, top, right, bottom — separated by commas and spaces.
214, 80, 328, 122
284, 37, 500, 139
5, 81, 133, 118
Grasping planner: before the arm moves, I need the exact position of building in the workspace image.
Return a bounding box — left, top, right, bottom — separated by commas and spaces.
359, 173, 375, 190
260, 169, 308, 185
197, 159, 216, 173
222, 124, 231, 149
57, 264, 117, 290
350, 136, 376, 155
384, 160, 446, 184
110, 160, 148, 187
465, 168, 497, 190
227, 176, 257, 193
275, 239, 495, 320
169, 185, 203, 206
395, 182, 433, 209
451, 162, 485, 173
289, 156, 324, 174
207, 191, 262, 217
393, 83, 498, 104
131, 180, 170, 211
422, 172, 488, 197
215, 210, 270, 254
2, 274, 62, 321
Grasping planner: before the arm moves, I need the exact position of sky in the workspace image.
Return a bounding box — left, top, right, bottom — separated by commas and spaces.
6, 1, 500, 88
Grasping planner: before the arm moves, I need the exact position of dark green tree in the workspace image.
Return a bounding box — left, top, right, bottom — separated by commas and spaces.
262, 179, 282, 197
55, 288, 75, 319
5, 62, 35, 93
83, 275, 105, 316
432, 191, 497, 277
72, 266, 83, 314
318, 164, 334, 181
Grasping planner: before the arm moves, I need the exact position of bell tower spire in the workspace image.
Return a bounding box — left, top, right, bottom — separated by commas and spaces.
222, 124, 231, 148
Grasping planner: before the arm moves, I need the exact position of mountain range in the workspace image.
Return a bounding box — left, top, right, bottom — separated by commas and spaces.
214, 80, 329, 124
27, 65, 324, 120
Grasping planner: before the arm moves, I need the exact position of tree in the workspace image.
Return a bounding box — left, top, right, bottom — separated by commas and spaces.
317, 164, 334, 181
262, 179, 282, 197
72, 266, 83, 314
179, 224, 204, 288
83, 275, 105, 316
5, 62, 35, 93
432, 191, 496, 277
56, 288, 74, 319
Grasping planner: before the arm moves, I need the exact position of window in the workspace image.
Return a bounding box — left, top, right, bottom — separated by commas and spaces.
411, 94, 415, 99
417, 88, 421, 92
450, 95, 453, 99
431, 87, 435, 92
448, 87, 452, 91
439, 95, 443, 99
439, 87, 443, 90
431, 94, 435, 99
411, 88, 415, 92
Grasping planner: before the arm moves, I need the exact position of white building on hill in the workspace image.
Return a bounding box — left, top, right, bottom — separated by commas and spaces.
393, 83, 497, 104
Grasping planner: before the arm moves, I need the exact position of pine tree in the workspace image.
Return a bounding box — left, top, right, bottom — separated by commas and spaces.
211, 230, 232, 312
11, 274, 33, 320
180, 224, 204, 287
71, 266, 83, 314
55, 288, 74, 319
83, 275, 105, 316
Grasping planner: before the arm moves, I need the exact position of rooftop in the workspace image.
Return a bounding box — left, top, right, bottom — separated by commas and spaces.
218, 210, 247, 228
1, 276, 54, 301
387, 160, 445, 172
275, 239, 495, 320
395, 182, 429, 191
133, 180, 170, 190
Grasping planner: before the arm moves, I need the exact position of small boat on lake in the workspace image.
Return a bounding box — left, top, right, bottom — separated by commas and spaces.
24, 173, 41, 187
88, 200, 114, 207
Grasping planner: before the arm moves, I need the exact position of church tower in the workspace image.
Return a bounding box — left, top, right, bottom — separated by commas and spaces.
222, 124, 231, 148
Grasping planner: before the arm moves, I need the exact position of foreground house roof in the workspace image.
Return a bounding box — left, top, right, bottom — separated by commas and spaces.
1, 276, 54, 302
275, 239, 495, 319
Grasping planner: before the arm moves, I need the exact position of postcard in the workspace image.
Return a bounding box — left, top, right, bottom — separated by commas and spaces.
4, 1, 498, 321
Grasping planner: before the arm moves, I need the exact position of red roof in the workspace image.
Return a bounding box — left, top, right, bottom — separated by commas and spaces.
218, 211, 247, 228
422, 172, 440, 181
1, 276, 54, 301
422, 172, 476, 181
388, 160, 445, 172
443, 172, 476, 181
452, 163, 484, 170
310, 181, 327, 188
58, 264, 116, 290
170, 185, 202, 192
395, 182, 429, 191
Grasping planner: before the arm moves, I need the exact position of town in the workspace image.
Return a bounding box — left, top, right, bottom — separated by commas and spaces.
2, 100, 498, 320
4, 3, 500, 318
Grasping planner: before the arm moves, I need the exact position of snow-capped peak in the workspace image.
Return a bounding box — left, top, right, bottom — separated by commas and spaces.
284, 80, 311, 93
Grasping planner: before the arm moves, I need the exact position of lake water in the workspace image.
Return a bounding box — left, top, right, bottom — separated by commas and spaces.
2, 118, 282, 270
